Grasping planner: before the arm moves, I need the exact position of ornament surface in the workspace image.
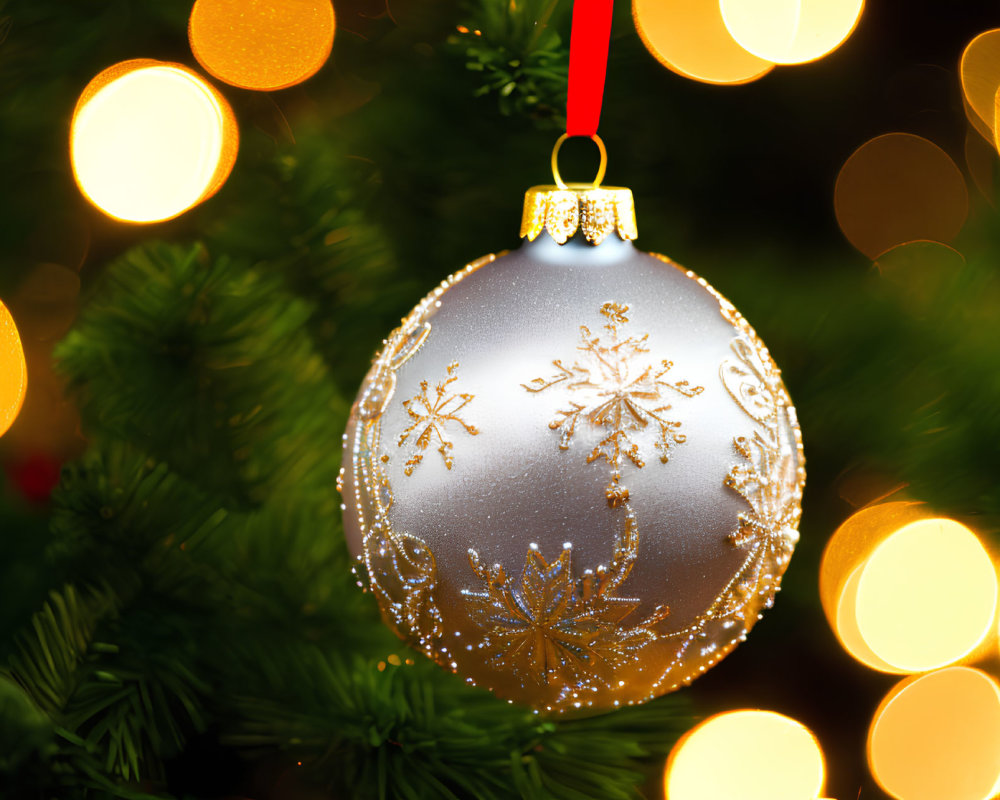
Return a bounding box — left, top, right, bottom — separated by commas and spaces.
340, 234, 804, 713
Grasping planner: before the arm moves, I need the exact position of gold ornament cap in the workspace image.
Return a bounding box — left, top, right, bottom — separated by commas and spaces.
521, 134, 638, 246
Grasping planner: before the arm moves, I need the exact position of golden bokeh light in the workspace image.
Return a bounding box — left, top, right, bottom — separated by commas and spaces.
820, 501, 930, 672
961, 30, 1000, 141
189, 0, 335, 91
835, 562, 903, 672
632, 0, 774, 86
665, 710, 825, 800
855, 518, 997, 673
71, 61, 238, 224
719, 0, 864, 65
4, 338, 83, 458
967, 129, 998, 204
834, 133, 968, 259
868, 667, 1000, 800
994, 86, 1000, 158
0, 301, 28, 439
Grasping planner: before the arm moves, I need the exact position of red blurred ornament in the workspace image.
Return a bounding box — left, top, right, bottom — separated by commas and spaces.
6, 452, 62, 504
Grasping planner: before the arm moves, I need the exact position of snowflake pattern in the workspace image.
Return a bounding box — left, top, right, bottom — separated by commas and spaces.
398, 361, 479, 476
522, 302, 703, 505
720, 336, 802, 572
462, 508, 670, 688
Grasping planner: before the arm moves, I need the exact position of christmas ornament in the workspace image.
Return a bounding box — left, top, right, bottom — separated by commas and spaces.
339, 0, 804, 714
339, 161, 805, 712
4, 453, 62, 505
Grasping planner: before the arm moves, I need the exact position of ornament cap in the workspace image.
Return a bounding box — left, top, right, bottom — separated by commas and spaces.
520, 184, 638, 245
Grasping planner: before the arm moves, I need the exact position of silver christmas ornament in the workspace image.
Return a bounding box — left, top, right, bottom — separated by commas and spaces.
340, 151, 804, 714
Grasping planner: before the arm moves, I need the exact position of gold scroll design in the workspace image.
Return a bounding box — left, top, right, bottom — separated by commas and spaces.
521, 187, 638, 245
644, 253, 805, 696
462, 505, 670, 690
712, 293, 804, 623
350, 254, 496, 659
521, 301, 703, 507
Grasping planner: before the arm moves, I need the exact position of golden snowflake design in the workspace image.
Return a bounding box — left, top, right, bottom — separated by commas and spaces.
398, 361, 479, 476
462, 508, 670, 688
522, 302, 703, 504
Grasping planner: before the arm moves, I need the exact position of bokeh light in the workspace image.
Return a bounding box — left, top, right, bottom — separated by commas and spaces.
961, 29, 1000, 142
820, 501, 930, 672
834, 133, 968, 259
12, 263, 82, 342
855, 518, 997, 673
874, 240, 966, 308
189, 0, 335, 91
71, 61, 238, 224
719, 0, 864, 65
0, 301, 27, 439
964, 129, 996, 204
868, 667, 1000, 800
665, 710, 825, 800
994, 86, 1000, 157
632, 0, 773, 85
4, 338, 83, 459
835, 561, 901, 672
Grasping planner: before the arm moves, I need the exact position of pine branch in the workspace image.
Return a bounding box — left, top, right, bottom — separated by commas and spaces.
184, 498, 381, 645
222, 640, 689, 800
4, 583, 120, 717
201, 128, 416, 395
6, 444, 226, 790
55, 242, 348, 510
449, 0, 570, 122
61, 641, 207, 783
0, 674, 55, 772
49, 440, 229, 577
2, 578, 210, 792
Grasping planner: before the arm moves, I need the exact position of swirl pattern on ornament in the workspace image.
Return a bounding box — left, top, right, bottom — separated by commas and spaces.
645, 258, 805, 695
344, 254, 496, 659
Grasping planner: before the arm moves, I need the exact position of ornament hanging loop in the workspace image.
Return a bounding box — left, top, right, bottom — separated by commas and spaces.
551, 133, 607, 190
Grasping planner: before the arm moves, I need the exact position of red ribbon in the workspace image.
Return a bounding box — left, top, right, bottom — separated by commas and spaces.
566, 0, 615, 137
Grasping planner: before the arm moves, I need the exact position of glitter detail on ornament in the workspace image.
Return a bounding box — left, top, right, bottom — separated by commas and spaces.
348, 254, 497, 658
641, 254, 805, 695
520, 187, 638, 244
522, 301, 703, 504
456, 299, 700, 706
398, 361, 479, 476
721, 336, 802, 567
462, 505, 670, 692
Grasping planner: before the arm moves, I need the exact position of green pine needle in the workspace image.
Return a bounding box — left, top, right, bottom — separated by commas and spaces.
56, 242, 348, 510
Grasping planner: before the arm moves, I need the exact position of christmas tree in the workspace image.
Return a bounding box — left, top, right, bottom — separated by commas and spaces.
1, 1, 999, 798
